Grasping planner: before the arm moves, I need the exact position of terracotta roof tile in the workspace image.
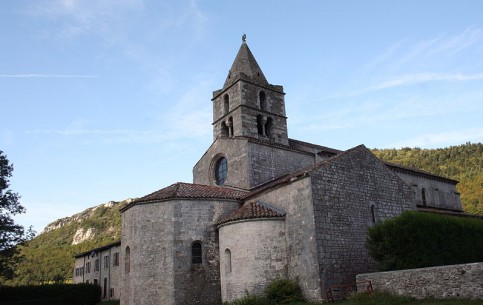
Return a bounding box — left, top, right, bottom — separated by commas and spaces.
218, 201, 285, 226
121, 182, 247, 212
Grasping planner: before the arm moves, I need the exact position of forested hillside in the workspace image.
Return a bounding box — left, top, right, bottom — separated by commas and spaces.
7, 199, 131, 285
6, 143, 482, 285
371, 142, 483, 215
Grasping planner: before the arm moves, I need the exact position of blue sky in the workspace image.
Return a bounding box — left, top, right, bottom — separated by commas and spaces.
2, 0, 483, 233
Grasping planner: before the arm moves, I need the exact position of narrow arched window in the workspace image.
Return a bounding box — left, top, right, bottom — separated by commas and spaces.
422, 188, 427, 206
259, 91, 266, 111
224, 249, 232, 274
265, 117, 273, 138
125, 246, 130, 274
370, 205, 376, 224
257, 115, 264, 136
192, 242, 202, 264
223, 94, 230, 114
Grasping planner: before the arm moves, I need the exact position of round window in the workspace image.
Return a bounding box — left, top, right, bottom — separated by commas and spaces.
215, 157, 227, 186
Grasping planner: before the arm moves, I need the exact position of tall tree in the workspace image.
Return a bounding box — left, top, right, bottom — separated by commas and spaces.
0, 150, 33, 283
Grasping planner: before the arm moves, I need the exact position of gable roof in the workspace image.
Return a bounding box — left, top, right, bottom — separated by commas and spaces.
244, 145, 367, 199
121, 182, 247, 212
217, 201, 286, 226
223, 39, 268, 89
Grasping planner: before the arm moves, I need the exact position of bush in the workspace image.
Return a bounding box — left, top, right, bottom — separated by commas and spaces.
0, 283, 100, 305
264, 278, 305, 304
224, 278, 305, 305
366, 211, 483, 271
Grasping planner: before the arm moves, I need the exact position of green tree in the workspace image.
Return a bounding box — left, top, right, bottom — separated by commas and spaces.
0, 150, 34, 283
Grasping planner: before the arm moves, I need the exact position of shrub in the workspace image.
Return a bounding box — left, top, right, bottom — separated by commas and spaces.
264, 278, 304, 304
366, 211, 483, 271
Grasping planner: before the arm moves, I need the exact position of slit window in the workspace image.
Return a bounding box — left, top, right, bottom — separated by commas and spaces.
225, 249, 232, 274
125, 246, 130, 274
192, 242, 202, 264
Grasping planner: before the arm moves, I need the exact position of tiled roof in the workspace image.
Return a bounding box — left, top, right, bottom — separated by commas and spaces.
218, 201, 286, 226
288, 138, 341, 155
121, 182, 247, 212
74, 240, 121, 258
384, 161, 458, 184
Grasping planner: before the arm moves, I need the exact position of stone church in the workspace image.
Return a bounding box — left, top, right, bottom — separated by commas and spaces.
75, 37, 463, 304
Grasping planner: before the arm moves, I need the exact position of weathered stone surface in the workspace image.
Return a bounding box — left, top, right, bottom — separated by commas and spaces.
357, 263, 483, 300
121, 199, 239, 305
218, 218, 287, 302
310, 146, 416, 292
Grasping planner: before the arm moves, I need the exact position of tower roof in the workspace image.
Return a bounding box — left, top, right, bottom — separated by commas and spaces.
223, 36, 269, 89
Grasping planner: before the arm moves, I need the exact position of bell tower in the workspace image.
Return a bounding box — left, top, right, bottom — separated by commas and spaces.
211, 35, 289, 145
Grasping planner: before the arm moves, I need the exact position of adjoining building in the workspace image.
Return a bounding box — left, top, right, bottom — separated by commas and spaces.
74, 37, 464, 304
73, 241, 121, 301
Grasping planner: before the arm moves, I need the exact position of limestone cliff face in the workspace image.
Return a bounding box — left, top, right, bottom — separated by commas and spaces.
40, 199, 134, 246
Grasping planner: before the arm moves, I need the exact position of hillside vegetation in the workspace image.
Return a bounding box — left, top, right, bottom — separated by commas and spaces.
371, 142, 483, 214
7, 200, 131, 285
5, 143, 482, 285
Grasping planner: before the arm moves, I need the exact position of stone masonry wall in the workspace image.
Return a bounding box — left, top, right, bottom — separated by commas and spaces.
356, 263, 483, 300
218, 218, 287, 302
121, 202, 175, 305
121, 199, 239, 305
193, 137, 250, 189
247, 177, 323, 302
393, 171, 462, 211
248, 141, 314, 187
310, 146, 416, 293
172, 199, 240, 305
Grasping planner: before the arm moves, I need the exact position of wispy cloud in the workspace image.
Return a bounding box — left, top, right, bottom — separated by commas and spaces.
298, 89, 483, 133
0, 74, 99, 78
321, 72, 483, 100
390, 128, 483, 148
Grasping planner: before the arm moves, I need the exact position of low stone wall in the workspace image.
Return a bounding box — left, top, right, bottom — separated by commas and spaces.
356, 263, 483, 300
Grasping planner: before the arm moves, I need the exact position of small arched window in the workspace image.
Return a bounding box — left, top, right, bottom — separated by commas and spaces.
125, 246, 130, 274
422, 188, 427, 206
259, 91, 266, 111
192, 242, 202, 264
215, 157, 228, 186
223, 94, 230, 114
224, 249, 232, 274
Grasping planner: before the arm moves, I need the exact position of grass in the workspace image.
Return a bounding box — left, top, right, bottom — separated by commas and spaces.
224, 292, 483, 305
341, 292, 483, 305
98, 292, 482, 305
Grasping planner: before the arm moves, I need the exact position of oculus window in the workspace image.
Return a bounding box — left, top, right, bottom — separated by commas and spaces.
215, 157, 228, 186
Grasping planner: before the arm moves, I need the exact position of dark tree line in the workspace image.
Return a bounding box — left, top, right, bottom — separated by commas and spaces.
0, 150, 34, 283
